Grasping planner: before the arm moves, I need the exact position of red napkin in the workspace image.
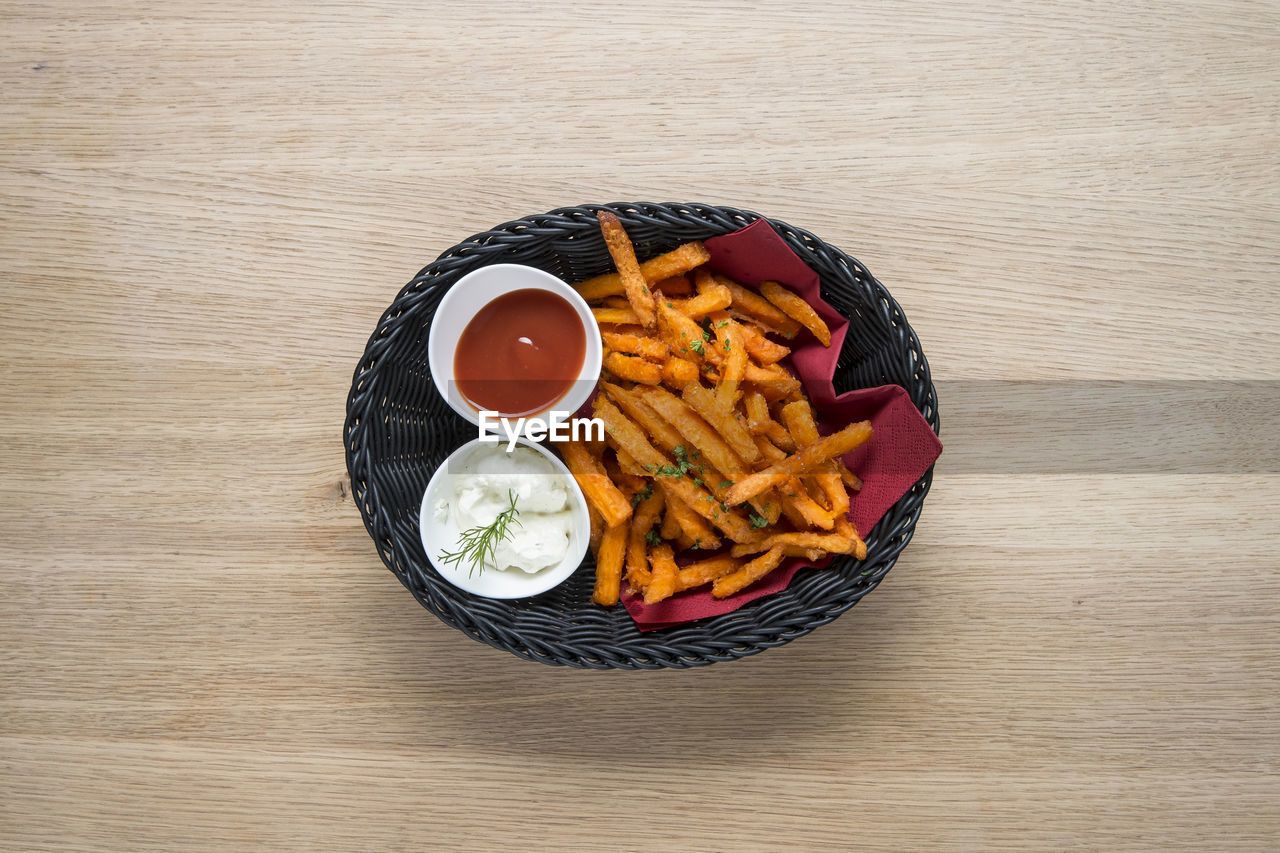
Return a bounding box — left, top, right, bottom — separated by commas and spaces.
620, 220, 943, 630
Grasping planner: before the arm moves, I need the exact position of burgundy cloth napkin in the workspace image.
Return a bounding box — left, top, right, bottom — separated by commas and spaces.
620, 220, 943, 630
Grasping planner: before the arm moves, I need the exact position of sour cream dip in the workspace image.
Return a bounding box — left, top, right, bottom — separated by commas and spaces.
434, 444, 573, 574
420, 438, 590, 599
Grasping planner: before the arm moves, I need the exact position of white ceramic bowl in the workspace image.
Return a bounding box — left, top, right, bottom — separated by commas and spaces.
419, 437, 590, 599
427, 263, 602, 431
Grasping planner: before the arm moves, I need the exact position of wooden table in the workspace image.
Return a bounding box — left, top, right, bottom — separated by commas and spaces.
3, 2, 1276, 849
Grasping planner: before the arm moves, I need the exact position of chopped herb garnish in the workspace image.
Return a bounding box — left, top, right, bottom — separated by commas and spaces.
690, 339, 704, 355
631, 483, 654, 507
748, 512, 769, 529
723, 338, 731, 351
644, 530, 662, 546
718, 479, 734, 489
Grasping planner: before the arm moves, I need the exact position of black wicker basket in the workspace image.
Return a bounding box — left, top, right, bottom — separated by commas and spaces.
345, 203, 939, 669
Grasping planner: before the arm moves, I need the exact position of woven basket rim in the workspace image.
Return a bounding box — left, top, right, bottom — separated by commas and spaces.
345, 202, 939, 670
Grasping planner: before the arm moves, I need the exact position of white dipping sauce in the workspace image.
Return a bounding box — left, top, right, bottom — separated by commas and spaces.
435, 444, 573, 574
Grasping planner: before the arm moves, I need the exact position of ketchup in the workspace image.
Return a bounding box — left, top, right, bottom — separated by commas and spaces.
453, 288, 586, 417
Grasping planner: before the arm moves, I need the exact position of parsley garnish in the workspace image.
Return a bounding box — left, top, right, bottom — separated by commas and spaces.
644, 529, 662, 546
748, 512, 769, 529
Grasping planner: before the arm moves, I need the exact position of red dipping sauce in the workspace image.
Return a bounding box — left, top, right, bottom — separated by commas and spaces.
454, 288, 587, 417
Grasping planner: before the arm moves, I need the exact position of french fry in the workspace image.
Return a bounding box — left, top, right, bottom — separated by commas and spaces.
712, 546, 787, 598
779, 399, 821, 444
560, 440, 633, 528
744, 391, 773, 435
586, 502, 604, 556
613, 447, 648, 477
711, 314, 747, 411
838, 460, 863, 491
759, 280, 831, 346
600, 382, 684, 452
745, 361, 802, 401
753, 434, 788, 464
644, 543, 678, 604
739, 322, 791, 364
834, 515, 868, 560
658, 486, 721, 551
730, 532, 856, 558
691, 267, 717, 293
593, 521, 627, 605
657, 300, 719, 364
602, 453, 647, 496
743, 389, 795, 449
762, 419, 796, 452
661, 356, 700, 387
597, 211, 656, 328
724, 420, 872, 506
592, 306, 641, 326
681, 382, 759, 463
719, 275, 802, 338
803, 475, 832, 510
603, 351, 662, 385
774, 546, 830, 561
778, 477, 835, 529
593, 397, 757, 542
626, 489, 664, 592
601, 331, 668, 361
659, 505, 682, 540
675, 554, 741, 592
654, 274, 695, 296
674, 284, 732, 319
574, 242, 711, 302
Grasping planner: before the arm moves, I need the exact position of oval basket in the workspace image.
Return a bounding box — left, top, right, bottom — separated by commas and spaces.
345, 202, 939, 669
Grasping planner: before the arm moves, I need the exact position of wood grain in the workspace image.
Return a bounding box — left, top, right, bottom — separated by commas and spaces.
2, 1, 1277, 849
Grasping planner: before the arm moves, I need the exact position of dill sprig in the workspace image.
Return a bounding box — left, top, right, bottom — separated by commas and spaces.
440, 490, 521, 577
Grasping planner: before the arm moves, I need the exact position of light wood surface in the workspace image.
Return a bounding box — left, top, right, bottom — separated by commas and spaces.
3, 1, 1277, 850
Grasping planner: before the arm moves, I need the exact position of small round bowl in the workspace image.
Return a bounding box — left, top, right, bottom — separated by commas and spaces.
419, 437, 590, 599
426, 263, 602, 430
